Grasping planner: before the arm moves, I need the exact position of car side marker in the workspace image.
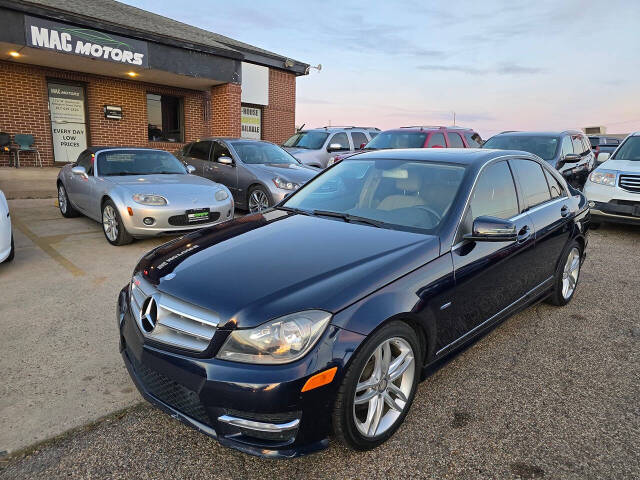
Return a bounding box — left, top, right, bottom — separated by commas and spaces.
301, 367, 337, 392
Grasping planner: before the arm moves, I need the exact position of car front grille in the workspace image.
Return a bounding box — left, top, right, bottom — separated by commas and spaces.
131, 354, 210, 425
619, 174, 640, 193
130, 274, 219, 352
168, 212, 220, 226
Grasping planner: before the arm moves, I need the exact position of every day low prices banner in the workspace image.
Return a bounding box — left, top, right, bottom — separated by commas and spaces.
48, 84, 87, 163
25, 15, 149, 67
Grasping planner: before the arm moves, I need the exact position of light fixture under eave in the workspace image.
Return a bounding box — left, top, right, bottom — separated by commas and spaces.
126, 71, 138, 77
9, 51, 20, 58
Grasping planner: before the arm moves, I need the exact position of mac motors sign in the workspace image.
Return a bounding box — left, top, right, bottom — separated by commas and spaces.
24, 16, 148, 67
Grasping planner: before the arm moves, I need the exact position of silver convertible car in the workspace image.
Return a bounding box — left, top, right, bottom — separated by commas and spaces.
56, 147, 234, 245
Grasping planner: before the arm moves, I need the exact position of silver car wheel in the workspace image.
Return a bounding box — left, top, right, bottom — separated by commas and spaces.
248, 189, 270, 213
102, 205, 119, 242
58, 185, 67, 214
562, 247, 580, 300
353, 337, 415, 438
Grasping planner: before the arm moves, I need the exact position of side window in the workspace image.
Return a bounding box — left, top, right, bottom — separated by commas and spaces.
469, 161, 519, 221
369, 131, 379, 139
464, 133, 481, 147
561, 136, 573, 157
182, 142, 193, 156
213, 141, 233, 162
544, 168, 565, 199
447, 132, 464, 148
329, 132, 350, 150
427, 132, 446, 148
511, 159, 552, 208
581, 136, 591, 154
189, 141, 212, 161
572, 136, 586, 155
351, 132, 368, 149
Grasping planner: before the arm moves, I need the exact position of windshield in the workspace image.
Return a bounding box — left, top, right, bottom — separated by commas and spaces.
283, 131, 329, 150
97, 150, 186, 176
232, 141, 298, 165
365, 131, 428, 150
612, 136, 640, 161
483, 135, 560, 161
283, 158, 466, 233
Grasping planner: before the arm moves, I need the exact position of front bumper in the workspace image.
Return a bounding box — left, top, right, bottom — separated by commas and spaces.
121, 200, 234, 237
584, 181, 640, 224
117, 286, 363, 457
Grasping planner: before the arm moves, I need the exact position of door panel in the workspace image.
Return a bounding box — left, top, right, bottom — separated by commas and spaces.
184, 141, 212, 176
208, 142, 239, 200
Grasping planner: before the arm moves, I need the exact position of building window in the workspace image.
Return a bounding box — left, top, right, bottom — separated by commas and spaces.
147, 93, 183, 142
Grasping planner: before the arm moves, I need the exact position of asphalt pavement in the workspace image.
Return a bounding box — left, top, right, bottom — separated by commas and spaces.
1, 221, 638, 479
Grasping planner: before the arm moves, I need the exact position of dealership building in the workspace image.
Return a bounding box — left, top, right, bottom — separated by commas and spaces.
0, 0, 309, 167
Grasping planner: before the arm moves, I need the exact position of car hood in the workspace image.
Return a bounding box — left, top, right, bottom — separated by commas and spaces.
248, 163, 318, 183
136, 211, 440, 328
600, 159, 640, 172
282, 148, 323, 161
104, 174, 224, 200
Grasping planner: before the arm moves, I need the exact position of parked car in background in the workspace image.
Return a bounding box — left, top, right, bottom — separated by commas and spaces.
482, 131, 595, 188
177, 138, 318, 213
282, 126, 380, 169
57, 147, 234, 246
328, 126, 483, 166
118, 148, 588, 458
584, 132, 640, 227
588, 136, 621, 165
0, 189, 14, 263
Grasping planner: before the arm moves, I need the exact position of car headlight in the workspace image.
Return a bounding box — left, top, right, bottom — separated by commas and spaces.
589, 170, 616, 186
215, 189, 229, 201
216, 310, 331, 364
132, 194, 167, 206
273, 176, 300, 190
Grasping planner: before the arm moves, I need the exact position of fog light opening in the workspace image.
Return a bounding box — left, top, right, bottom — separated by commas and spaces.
143, 217, 155, 226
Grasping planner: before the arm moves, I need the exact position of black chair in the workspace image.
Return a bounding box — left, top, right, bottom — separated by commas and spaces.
0, 132, 16, 167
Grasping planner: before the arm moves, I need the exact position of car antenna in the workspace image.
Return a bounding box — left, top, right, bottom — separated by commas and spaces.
297, 123, 305, 132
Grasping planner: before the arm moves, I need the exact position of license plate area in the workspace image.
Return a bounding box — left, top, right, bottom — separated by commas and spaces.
186, 208, 210, 223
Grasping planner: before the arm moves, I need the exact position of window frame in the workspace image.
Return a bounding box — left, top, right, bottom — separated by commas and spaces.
212, 140, 234, 164
350, 131, 369, 150
447, 132, 465, 148
427, 132, 446, 148
188, 140, 213, 161
328, 132, 351, 151
146, 92, 185, 143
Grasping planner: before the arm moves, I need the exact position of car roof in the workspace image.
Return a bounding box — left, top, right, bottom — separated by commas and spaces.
490, 130, 582, 137
380, 126, 476, 133
87, 146, 169, 153
343, 148, 537, 166
303, 127, 380, 132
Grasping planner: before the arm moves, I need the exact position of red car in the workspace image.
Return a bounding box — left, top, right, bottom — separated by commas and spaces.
328, 126, 483, 166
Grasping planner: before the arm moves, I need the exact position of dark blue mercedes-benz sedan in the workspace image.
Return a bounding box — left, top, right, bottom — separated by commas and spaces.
117, 148, 589, 457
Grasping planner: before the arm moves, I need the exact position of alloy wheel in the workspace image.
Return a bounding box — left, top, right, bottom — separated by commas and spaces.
562, 247, 580, 300
248, 189, 270, 213
58, 186, 67, 214
353, 337, 415, 438
102, 205, 119, 242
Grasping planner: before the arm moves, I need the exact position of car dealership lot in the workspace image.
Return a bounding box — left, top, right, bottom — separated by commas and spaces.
0, 195, 638, 478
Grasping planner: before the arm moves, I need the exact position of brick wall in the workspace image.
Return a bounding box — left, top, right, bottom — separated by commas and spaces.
209, 82, 241, 138
0, 61, 298, 167
0, 60, 209, 167
262, 69, 296, 144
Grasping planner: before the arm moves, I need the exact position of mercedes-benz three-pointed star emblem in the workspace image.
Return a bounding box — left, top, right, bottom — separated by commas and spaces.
140, 296, 158, 333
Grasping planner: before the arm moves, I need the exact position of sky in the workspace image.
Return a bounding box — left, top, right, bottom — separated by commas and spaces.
122, 0, 640, 139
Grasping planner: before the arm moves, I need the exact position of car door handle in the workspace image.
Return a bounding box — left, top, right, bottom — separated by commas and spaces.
560, 205, 570, 217
517, 225, 532, 243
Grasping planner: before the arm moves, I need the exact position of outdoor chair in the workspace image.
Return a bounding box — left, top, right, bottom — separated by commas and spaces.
14, 134, 42, 168
0, 132, 18, 167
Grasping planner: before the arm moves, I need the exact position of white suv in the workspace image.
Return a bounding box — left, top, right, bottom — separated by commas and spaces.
583, 132, 640, 227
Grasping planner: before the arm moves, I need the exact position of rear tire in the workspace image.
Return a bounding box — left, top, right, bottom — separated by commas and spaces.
547, 240, 582, 306
101, 199, 132, 246
332, 321, 421, 451
3, 234, 14, 263
58, 183, 80, 218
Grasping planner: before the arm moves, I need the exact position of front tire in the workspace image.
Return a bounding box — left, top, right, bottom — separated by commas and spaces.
547, 241, 582, 306
58, 183, 79, 218
332, 321, 420, 450
101, 200, 132, 246
247, 186, 272, 213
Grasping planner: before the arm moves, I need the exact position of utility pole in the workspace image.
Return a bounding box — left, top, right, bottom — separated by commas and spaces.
453, 111, 456, 126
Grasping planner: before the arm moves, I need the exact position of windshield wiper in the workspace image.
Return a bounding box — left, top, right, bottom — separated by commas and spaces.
108, 172, 150, 176
312, 210, 384, 228
277, 206, 312, 216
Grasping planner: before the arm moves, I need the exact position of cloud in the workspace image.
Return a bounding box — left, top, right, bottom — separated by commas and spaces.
417, 62, 545, 75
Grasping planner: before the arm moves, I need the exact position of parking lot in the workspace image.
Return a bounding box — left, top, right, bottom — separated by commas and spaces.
0, 169, 638, 479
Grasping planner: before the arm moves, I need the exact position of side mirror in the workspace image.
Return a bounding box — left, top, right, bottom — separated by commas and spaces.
327, 143, 344, 152
464, 216, 517, 242
596, 152, 610, 164
186, 165, 196, 173
218, 156, 233, 165
559, 153, 581, 167
71, 166, 87, 177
